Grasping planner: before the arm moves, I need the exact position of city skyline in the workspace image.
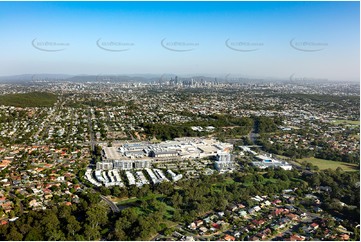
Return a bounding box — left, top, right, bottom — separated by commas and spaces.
0, 1, 359, 81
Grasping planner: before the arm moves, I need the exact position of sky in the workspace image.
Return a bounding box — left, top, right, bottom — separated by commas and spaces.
0, 1, 359, 81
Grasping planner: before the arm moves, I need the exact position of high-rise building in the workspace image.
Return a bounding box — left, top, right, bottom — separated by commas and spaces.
215, 151, 234, 171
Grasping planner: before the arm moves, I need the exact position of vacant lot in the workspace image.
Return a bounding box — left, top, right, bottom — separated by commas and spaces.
297, 157, 359, 171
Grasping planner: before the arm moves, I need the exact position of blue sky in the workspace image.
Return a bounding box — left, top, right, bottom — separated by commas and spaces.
0, 1, 359, 81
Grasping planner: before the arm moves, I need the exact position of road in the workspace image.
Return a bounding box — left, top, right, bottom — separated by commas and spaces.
87, 108, 96, 151
247, 122, 304, 171
33, 98, 64, 141
100, 195, 120, 213
248, 125, 259, 144
78, 179, 120, 213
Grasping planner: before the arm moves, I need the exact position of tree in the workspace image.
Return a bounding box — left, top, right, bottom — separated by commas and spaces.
85, 191, 101, 204
121, 208, 139, 225
86, 203, 109, 229
18, 223, 31, 235
66, 215, 81, 238
164, 227, 175, 236
137, 184, 151, 197
41, 212, 64, 240
156, 182, 174, 196
112, 186, 121, 197
58, 205, 72, 219
100, 186, 111, 196
173, 209, 182, 222
6, 227, 23, 241
353, 226, 360, 241
9, 210, 15, 218
216, 196, 228, 211
171, 192, 183, 208
128, 185, 139, 197
134, 216, 157, 240
74, 234, 85, 241
264, 170, 275, 179
113, 220, 127, 240
84, 224, 100, 240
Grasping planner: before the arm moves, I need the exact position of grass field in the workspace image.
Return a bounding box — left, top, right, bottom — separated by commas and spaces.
332, 119, 360, 125
111, 193, 176, 220
0, 92, 57, 107
242, 177, 279, 187
297, 157, 359, 171
110, 196, 138, 204
114, 193, 166, 205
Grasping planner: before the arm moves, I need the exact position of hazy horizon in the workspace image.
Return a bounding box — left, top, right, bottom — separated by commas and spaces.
0, 1, 359, 82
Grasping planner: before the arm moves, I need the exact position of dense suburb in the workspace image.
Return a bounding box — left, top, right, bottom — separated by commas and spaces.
0, 168, 359, 240
0, 81, 359, 241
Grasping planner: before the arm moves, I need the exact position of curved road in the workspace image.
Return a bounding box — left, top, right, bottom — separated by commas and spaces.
100, 195, 120, 213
